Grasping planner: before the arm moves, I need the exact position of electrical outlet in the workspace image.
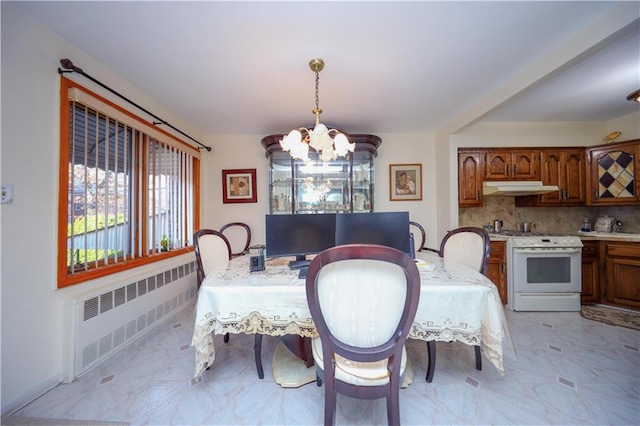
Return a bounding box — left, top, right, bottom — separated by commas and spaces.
1, 184, 14, 204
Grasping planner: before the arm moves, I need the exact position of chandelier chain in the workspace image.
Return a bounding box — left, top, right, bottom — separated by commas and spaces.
315, 70, 320, 112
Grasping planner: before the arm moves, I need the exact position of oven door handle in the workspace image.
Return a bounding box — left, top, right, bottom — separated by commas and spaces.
513, 248, 582, 254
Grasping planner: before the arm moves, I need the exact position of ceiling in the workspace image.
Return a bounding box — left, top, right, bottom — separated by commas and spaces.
11, 1, 640, 139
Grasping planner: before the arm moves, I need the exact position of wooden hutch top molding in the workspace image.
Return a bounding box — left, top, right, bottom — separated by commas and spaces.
261, 132, 382, 158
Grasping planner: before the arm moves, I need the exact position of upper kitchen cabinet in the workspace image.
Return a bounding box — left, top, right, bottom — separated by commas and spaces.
518, 148, 586, 207
261, 133, 381, 214
586, 139, 640, 206
484, 149, 539, 181
458, 150, 483, 207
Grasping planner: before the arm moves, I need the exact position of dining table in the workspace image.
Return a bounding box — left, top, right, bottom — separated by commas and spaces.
191, 250, 514, 385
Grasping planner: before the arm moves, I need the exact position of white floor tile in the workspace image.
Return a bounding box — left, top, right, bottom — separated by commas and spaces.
11, 306, 640, 426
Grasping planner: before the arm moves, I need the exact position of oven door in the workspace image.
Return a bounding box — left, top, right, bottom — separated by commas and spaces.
512, 248, 582, 293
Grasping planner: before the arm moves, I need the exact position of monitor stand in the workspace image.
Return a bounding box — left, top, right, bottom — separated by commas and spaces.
288, 255, 311, 270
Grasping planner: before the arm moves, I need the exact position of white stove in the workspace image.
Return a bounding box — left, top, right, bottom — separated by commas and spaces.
506, 235, 583, 312
509, 235, 583, 249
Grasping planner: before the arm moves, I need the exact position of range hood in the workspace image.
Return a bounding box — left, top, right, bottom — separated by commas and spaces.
483, 181, 559, 197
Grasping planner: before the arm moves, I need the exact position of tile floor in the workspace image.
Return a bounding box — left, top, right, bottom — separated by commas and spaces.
10, 304, 640, 425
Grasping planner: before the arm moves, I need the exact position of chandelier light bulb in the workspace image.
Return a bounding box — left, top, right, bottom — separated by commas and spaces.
279, 58, 354, 162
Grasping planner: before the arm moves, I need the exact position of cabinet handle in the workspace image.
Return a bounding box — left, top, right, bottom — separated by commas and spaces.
500, 262, 505, 273
477, 190, 481, 200
593, 189, 598, 200
506, 165, 510, 176
513, 165, 518, 175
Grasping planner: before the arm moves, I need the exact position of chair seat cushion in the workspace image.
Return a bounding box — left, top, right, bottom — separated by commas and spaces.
311, 337, 407, 386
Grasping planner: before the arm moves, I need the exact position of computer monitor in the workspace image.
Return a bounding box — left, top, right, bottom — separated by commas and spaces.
265, 213, 337, 268
335, 212, 411, 256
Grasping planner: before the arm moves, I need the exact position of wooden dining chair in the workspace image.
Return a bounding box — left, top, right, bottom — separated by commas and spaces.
219, 222, 251, 258
423, 226, 490, 382
306, 244, 420, 426
409, 220, 427, 252
193, 229, 264, 379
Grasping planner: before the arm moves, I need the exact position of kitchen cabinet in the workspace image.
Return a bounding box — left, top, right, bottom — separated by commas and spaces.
586, 139, 640, 206
539, 149, 586, 205
517, 148, 586, 207
487, 240, 507, 305
484, 150, 539, 181
604, 242, 640, 308
261, 133, 381, 214
581, 240, 601, 304
458, 150, 483, 207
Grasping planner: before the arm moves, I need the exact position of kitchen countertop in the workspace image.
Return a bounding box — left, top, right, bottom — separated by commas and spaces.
487, 231, 640, 243
570, 231, 640, 243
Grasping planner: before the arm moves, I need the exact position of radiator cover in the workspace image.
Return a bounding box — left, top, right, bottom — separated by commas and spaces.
63, 261, 197, 381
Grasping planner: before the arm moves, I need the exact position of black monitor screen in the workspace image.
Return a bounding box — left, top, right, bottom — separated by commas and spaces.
265, 214, 337, 259
335, 212, 411, 255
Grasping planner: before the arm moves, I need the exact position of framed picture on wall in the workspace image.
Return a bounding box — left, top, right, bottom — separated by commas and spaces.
389, 164, 422, 201
222, 169, 257, 203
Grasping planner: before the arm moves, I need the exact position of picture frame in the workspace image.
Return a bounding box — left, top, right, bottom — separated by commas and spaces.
389, 163, 422, 201
222, 169, 257, 203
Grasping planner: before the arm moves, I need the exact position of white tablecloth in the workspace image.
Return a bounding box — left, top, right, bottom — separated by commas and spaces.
191, 251, 513, 379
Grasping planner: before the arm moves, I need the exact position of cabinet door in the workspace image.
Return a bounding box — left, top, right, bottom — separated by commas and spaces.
540, 149, 585, 205
484, 151, 511, 180
458, 151, 483, 207
539, 151, 563, 204
605, 242, 640, 307
484, 150, 538, 180
562, 150, 586, 204
587, 140, 640, 206
581, 241, 600, 304
510, 150, 539, 180
487, 241, 507, 304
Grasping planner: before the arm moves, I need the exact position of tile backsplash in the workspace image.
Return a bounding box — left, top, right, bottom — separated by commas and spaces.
459, 197, 640, 234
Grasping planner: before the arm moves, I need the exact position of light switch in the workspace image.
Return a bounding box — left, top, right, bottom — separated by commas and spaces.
1, 184, 14, 204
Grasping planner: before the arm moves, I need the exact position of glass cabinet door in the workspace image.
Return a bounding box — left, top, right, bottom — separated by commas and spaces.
262, 134, 381, 214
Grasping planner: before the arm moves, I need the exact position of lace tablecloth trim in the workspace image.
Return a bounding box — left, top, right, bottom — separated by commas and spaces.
192, 311, 317, 379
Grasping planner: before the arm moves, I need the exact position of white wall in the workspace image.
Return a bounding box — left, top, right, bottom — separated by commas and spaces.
607, 111, 640, 141
199, 132, 442, 250
453, 121, 608, 148
0, 4, 203, 415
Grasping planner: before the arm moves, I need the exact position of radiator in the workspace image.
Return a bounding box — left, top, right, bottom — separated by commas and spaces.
63, 260, 198, 382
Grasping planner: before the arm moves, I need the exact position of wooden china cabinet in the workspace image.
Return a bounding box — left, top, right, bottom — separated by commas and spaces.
261, 133, 381, 214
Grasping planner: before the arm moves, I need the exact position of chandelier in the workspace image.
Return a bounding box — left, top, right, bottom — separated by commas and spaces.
279, 58, 355, 162
627, 89, 640, 102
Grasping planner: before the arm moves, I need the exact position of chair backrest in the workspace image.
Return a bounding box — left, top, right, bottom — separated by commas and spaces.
193, 229, 232, 288
306, 244, 420, 368
409, 220, 426, 252
439, 226, 490, 275
220, 222, 251, 257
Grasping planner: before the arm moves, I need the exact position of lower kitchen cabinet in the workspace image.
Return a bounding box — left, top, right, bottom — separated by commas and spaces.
581, 240, 601, 304
605, 242, 640, 308
487, 240, 507, 305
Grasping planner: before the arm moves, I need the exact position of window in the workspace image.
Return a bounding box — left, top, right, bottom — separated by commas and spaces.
58, 78, 200, 288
